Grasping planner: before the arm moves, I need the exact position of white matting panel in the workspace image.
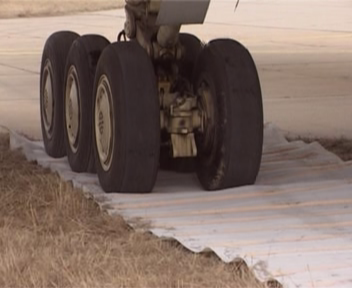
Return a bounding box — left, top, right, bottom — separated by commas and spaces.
8, 123, 352, 288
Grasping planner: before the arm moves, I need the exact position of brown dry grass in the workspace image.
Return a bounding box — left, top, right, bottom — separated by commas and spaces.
0, 132, 268, 288
0, 0, 124, 18
287, 136, 352, 161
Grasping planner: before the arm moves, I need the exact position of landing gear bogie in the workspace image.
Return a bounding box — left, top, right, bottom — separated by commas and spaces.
39, 1, 263, 193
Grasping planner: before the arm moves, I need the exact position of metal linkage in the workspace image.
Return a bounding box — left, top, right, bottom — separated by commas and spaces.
159, 80, 203, 157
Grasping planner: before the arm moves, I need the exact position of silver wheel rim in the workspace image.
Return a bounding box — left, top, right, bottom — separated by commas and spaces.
42, 60, 54, 139
95, 75, 114, 171
65, 65, 80, 153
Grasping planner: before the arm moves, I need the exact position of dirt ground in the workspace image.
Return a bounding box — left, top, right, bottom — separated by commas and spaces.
0, 0, 124, 18
0, 133, 271, 288
287, 136, 352, 161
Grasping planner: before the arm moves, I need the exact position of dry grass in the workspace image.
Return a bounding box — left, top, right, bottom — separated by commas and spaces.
0, 0, 124, 18
287, 136, 352, 161
0, 133, 267, 288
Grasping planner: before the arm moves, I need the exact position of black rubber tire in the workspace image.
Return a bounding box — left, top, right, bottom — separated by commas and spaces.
178, 33, 204, 80
193, 39, 263, 190
93, 42, 160, 193
63, 35, 110, 173
159, 33, 203, 173
40, 31, 79, 158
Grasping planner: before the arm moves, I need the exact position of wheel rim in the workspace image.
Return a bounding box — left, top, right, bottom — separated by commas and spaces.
197, 80, 216, 153
65, 66, 80, 153
42, 60, 54, 139
95, 75, 114, 171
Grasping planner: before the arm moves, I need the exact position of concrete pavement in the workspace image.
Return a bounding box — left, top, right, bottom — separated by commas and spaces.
0, 0, 351, 138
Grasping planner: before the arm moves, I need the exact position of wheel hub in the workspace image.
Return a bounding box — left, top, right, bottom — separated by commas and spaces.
98, 111, 104, 135
42, 60, 54, 138
95, 75, 114, 171
197, 81, 215, 152
65, 66, 80, 152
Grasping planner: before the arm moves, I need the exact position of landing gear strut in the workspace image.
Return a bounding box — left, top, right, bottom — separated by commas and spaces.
39, 0, 263, 193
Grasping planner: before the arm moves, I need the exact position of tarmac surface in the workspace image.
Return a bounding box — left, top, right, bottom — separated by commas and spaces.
0, 0, 351, 139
